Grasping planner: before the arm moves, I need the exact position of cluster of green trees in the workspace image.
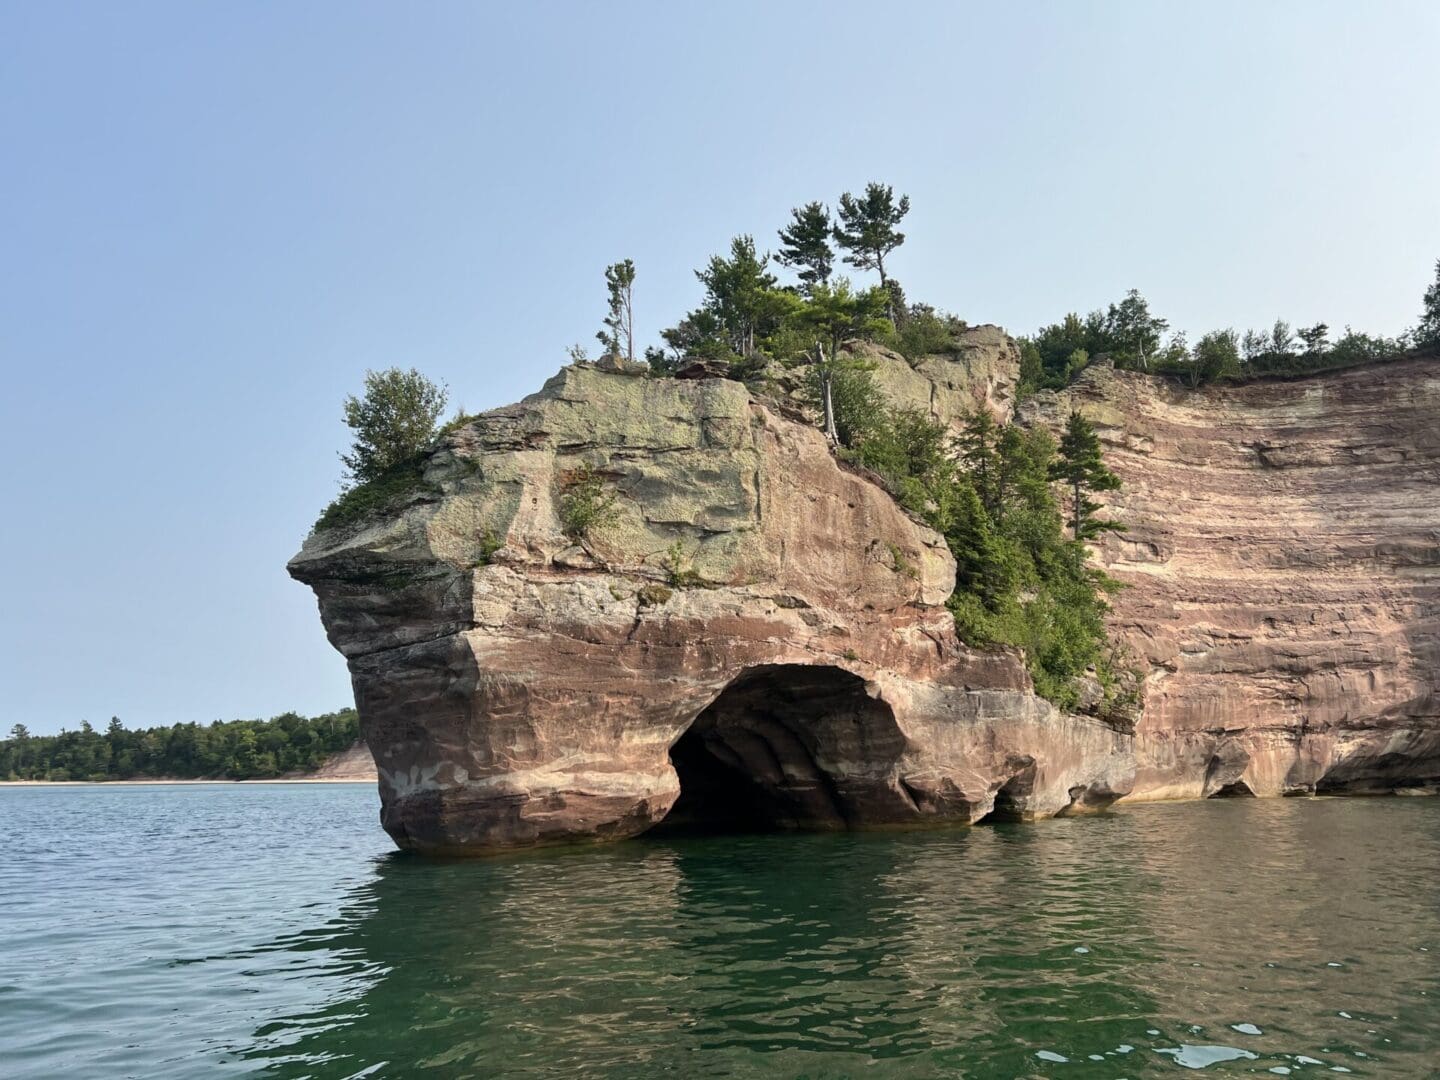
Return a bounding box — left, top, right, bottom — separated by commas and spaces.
807, 355, 1129, 706
1, 709, 360, 782
318, 184, 1136, 709
1019, 261, 1440, 397
569, 184, 965, 378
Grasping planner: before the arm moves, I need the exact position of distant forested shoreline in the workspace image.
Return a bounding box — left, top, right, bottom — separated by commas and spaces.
1, 709, 359, 782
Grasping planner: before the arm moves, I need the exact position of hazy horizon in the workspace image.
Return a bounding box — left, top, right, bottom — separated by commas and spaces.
3, 1, 1437, 734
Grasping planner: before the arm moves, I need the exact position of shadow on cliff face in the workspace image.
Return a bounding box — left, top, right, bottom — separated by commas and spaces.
654, 664, 908, 835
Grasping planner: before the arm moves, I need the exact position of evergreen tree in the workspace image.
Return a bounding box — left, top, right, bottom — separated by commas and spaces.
947, 479, 1012, 611
1297, 322, 1330, 355
1103, 289, 1169, 370
596, 259, 636, 361
1051, 411, 1124, 543
1270, 319, 1296, 357
1416, 259, 1440, 350
789, 280, 891, 445
776, 202, 834, 290
956, 409, 1000, 515
693, 236, 782, 356
832, 183, 910, 288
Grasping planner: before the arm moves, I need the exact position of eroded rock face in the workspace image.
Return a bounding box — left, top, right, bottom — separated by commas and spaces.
290, 353, 1131, 854
1020, 357, 1440, 800
291, 331, 1439, 855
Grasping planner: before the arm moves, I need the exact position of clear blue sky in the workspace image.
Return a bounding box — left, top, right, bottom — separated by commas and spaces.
2, 2, 1437, 735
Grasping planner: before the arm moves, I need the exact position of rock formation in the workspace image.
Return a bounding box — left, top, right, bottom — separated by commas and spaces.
1021, 357, 1440, 800
289, 329, 1131, 854
290, 328, 1439, 854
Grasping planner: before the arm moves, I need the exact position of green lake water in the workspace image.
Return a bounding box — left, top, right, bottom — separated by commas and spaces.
0, 786, 1435, 1078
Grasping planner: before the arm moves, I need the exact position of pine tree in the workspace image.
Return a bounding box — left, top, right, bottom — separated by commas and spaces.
1297, 323, 1330, 355
694, 236, 781, 356
1051, 411, 1124, 543
596, 259, 636, 361
790, 280, 891, 445
946, 479, 1016, 612
832, 183, 910, 288
1416, 259, 1440, 350
776, 202, 834, 290
1103, 289, 1168, 370
956, 410, 999, 516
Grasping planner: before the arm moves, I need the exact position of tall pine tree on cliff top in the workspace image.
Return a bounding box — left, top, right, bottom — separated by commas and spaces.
777, 202, 834, 290
1417, 258, 1440, 350
832, 183, 909, 288
596, 259, 636, 362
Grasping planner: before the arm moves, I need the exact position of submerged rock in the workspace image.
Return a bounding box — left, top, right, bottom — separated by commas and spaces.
289, 334, 1131, 854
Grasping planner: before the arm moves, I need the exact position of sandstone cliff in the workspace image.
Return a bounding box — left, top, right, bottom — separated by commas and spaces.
289, 329, 1129, 854
1021, 357, 1440, 801
291, 332, 1439, 855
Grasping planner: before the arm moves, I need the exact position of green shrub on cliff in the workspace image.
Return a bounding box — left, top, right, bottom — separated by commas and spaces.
314, 368, 449, 532
1019, 268, 1436, 398
315, 454, 438, 532
559, 464, 619, 540
880, 304, 966, 361
341, 368, 448, 485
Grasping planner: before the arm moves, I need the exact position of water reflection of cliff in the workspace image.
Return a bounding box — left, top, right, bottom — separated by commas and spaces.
241, 801, 1440, 1078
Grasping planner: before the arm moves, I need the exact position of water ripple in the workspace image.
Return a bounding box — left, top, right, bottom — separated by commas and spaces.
0, 788, 1436, 1077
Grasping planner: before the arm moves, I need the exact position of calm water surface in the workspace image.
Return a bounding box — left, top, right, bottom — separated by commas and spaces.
0, 786, 1435, 1078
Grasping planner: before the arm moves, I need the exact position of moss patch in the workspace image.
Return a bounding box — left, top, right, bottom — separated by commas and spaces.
315, 456, 438, 532
637, 583, 674, 607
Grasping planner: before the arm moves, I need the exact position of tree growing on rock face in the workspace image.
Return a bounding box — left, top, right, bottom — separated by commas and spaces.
956, 409, 1000, 516
1051, 410, 1124, 544
776, 202, 834, 290
1417, 258, 1440, 350
790, 279, 891, 445
340, 368, 448, 486
833, 182, 910, 289
596, 259, 636, 361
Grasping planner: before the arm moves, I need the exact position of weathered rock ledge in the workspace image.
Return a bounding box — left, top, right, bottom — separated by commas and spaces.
289, 331, 1131, 854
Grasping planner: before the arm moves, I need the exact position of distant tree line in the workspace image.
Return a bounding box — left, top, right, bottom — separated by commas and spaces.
1018, 261, 1440, 397
1, 709, 360, 782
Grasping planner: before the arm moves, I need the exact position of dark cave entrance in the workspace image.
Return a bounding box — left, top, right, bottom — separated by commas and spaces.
654, 664, 904, 835
976, 762, 1037, 824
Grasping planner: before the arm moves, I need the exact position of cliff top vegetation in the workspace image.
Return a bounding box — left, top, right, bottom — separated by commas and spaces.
312, 190, 1438, 713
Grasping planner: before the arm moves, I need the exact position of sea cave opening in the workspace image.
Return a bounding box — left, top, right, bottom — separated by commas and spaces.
653, 664, 903, 835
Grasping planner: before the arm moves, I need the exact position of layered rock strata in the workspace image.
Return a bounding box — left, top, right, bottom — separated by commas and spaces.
291, 326, 1440, 855
1021, 357, 1440, 800
290, 333, 1131, 854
